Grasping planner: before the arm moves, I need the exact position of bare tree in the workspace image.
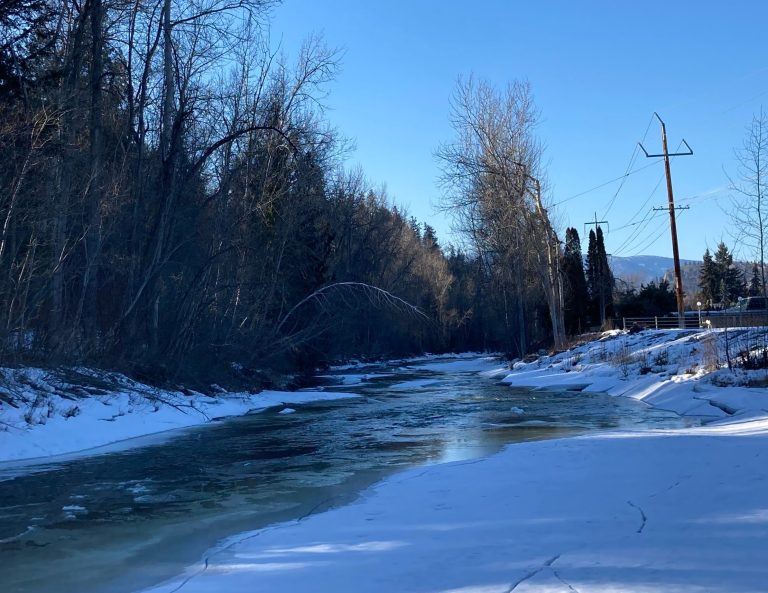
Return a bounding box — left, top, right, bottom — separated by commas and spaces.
436, 77, 564, 353
729, 108, 768, 297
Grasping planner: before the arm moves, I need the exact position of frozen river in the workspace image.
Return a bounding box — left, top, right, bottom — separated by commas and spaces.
0, 355, 698, 593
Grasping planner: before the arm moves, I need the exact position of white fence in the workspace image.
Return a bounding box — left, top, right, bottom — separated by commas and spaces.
618, 313, 768, 330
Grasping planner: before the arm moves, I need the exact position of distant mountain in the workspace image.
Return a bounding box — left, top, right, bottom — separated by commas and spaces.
609, 255, 697, 288
609, 255, 756, 303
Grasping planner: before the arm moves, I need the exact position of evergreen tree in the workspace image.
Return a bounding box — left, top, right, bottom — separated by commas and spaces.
422, 224, 439, 252
616, 280, 676, 317
748, 263, 764, 296
586, 226, 614, 325
561, 227, 588, 334
586, 229, 599, 323
698, 248, 717, 307
713, 242, 745, 305
596, 227, 614, 321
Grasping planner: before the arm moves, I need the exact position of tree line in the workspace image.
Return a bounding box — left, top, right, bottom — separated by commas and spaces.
0, 0, 579, 385
5, 1, 763, 386
698, 242, 765, 308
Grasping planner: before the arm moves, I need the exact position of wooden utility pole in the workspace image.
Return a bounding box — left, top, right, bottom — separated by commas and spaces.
513, 161, 566, 349
639, 113, 693, 328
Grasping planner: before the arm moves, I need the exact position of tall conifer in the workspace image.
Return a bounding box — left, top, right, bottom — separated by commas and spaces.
698, 248, 717, 307
713, 242, 745, 305
748, 264, 764, 297
562, 227, 588, 334
587, 227, 613, 325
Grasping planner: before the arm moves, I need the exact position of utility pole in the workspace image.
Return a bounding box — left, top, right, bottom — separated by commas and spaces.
639, 113, 693, 328
584, 213, 609, 326
513, 161, 566, 348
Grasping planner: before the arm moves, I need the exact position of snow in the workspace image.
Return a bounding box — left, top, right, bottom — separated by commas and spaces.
315, 372, 395, 387
407, 356, 506, 374
0, 368, 360, 463
389, 378, 443, 391
141, 418, 768, 593
501, 328, 768, 421
138, 327, 768, 593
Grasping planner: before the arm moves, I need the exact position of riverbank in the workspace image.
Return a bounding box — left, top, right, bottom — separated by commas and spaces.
140, 327, 768, 593
0, 366, 361, 463
0, 353, 504, 464
498, 327, 768, 420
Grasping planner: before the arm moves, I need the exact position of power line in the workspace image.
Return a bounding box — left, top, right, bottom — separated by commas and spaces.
676, 186, 729, 205
611, 139, 685, 256
552, 160, 660, 207
628, 208, 689, 256
612, 208, 666, 233
612, 208, 660, 256
600, 114, 656, 219
600, 144, 639, 219
627, 223, 671, 257
611, 174, 667, 256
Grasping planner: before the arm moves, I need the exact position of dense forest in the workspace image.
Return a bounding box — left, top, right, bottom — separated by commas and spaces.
6, 1, 765, 388
0, 0, 585, 386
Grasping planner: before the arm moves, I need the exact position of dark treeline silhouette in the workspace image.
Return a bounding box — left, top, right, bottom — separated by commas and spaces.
0, 0, 543, 385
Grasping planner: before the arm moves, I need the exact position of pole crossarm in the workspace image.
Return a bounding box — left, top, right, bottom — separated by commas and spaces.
652, 205, 690, 211
638, 139, 693, 158
584, 212, 609, 236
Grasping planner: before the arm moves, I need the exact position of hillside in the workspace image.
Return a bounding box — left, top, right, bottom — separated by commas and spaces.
609, 255, 697, 288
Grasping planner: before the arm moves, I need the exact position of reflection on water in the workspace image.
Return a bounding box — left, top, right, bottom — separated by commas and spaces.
0, 356, 695, 593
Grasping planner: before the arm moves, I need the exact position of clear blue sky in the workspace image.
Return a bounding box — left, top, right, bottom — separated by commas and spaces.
269, 0, 768, 261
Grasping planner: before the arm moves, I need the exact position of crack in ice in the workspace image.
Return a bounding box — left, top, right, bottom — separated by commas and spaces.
506, 553, 561, 592
627, 500, 647, 533
554, 570, 580, 593
165, 495, 340, 592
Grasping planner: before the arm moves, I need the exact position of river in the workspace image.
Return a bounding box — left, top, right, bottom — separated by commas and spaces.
0, 355, 698, 593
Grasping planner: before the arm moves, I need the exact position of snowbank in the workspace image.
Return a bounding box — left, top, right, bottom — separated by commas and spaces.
501, 328, 768, 421
0, 367, 359, 463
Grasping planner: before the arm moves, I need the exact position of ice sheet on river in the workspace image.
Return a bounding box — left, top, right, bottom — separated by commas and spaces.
141, 328, 768, 593
142, 417, 768, 593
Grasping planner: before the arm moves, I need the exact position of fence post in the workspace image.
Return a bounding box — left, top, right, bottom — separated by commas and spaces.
623, 317, 626, 331
655, 316, 658, 330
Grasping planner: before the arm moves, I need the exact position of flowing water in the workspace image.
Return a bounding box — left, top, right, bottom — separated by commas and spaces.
0, 356, 698, 593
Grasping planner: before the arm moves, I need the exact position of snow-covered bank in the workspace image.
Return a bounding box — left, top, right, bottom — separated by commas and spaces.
137, 328, 768, 593
0, 353, 505, 465
328, 351, 503, 372
499, 328, 768, 421
0, 367, 359, 463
